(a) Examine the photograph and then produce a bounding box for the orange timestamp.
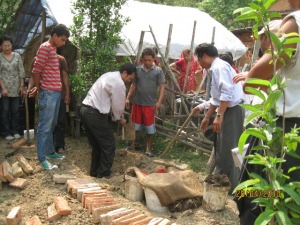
[235,189,283,198]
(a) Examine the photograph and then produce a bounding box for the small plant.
[233,0,300,224]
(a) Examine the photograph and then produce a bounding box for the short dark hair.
[224,51,233,60]
[141,48,155,59]
[119,63,136,75]
[0,35,13,45]
[51,24,70,38]
[219,53,234,66]
[194,43,218,58]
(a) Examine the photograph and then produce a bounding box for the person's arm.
[32,45,49,92]
[156,83,165,110]
[125,83,137,109]
[62,70,70,105]
[200,103,217,133]
[0,79,8,96]
[169,62,180,75]
[245,17,298,85]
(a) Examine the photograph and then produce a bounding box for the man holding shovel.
[193,43,245,190]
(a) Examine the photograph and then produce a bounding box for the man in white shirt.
[194,43,245,190]
[80,63,136,178]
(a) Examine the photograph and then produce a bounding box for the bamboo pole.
[165,24,173,59]
[135,31,145,65]
[160,111,194,157]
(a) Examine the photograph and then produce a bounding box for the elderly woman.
[0,35,25,140]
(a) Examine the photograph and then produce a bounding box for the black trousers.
[54,99,66,151]
[237,117,300,225]
[80,105,115,177]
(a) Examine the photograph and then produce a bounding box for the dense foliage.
[70,0,128,97]
[0,0,21,36]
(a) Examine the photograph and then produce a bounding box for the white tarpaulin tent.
[117,0,247,60]
[19,0,246,60]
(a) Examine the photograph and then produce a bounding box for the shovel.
[24,95,31,146]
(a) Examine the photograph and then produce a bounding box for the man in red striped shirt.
[32,24,70,170]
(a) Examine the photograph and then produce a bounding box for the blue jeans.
[36,90,61,161]
[1,97,20,137]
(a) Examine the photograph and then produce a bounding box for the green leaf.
[264,90,282,111]
[244,111,264,127]
[282,186,300,205]
[288,166,300,174]
[245,78,271,87]
[232,178,260,194]
[235,11,258,21]
[254,209,275,225]
[245,128,267,141]
[240,103,261,113]
[244,87,267,102]
[286,203,300,215]
[275,211,293,225]
[238,131,250,154]
[283,37,300,45]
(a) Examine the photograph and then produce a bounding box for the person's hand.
[212,117,223,133]
[2,88,9,97]
[18,86,25,95]
[28,87,38,98]
[200,117,210,133]
[125,99,130,109]
[233,72,248,84]
[65,94,71,105]
[155,102,161,110]
[119,118,126,126]
[192,106,201,115]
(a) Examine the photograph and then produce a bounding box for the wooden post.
[41,10,46,44]
[165,24,173,59]
[135,31,145,65]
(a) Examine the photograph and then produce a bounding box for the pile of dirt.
[0,136,239,225]
[204,174,231,187]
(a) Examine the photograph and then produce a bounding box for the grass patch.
[116,131,210,173]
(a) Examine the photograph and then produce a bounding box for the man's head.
[258,20,281,53]
[120,63,136,84]
[50,24,70,48]
[194,43,218,69]
[141,48,155,69]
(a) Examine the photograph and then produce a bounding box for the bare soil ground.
[0,135,239,225]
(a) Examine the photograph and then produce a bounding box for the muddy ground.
[0,134,239,225]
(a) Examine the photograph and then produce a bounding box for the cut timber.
[82,191,108,207]
[77,186,102,201]
[112,211,140,225]
[153,160,188,170]
[9,178,28,189]
[6,206,21,225]
[53,196,72,216]
[12,139,26,149]
[17,156,33,174]
[157,218,172,225]
[92,204,121,224]
[70,183,100,198]
[47,203,62,222]
[88,198,116,214]
[25,215,42,225]
[0,163,7,182]
[148,217,164,225]
[131,217,152,225]
[2,161,14,182]
[119,214,147,225]
[53,174,77,184]
[100,208,135,225]
[12,162,24,178]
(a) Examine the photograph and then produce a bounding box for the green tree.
[198,0,256,29]
[138,0,199,7]
[0,0,21,36]
[70,0,128,97]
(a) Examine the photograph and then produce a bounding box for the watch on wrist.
[216,113,223,119]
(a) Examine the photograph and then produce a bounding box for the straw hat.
[257,20,282,36]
